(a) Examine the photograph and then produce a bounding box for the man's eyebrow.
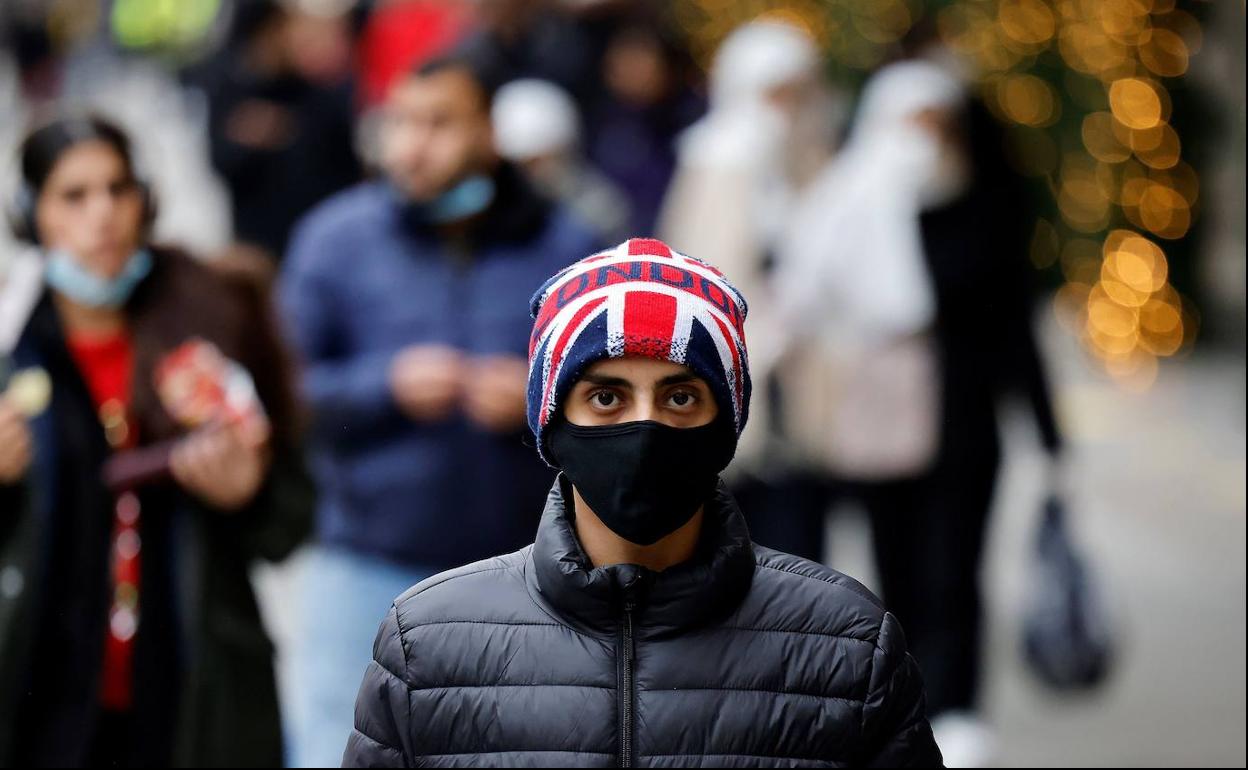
[578,371,703,388]
[579,373,632,388]
[657,372,701,387]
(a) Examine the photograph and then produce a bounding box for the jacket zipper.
[619,599,637,768]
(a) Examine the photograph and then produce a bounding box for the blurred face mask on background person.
[380,66,498,219]
[34,139,148,300]
[851,62,971,210]
[45,247,152,309]
[851,106,970,212]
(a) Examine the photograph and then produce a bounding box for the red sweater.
[66,330,140,712]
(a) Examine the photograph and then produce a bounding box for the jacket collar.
[526,475,756,639]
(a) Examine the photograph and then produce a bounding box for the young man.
[344,238,944,767]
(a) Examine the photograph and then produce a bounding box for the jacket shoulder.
[370,547,545,688]
[738,546,889,643]
[391,547,536,633]
[286,183,392,257]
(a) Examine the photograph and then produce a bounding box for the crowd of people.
[0,0,1064,767]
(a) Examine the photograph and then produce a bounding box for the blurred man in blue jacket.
[278,53,600,767]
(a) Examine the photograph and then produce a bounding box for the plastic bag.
[1021,494,1116,691]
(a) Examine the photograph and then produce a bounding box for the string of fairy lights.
[671,0,1204,390]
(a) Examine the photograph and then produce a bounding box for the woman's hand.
[0,399,33,485]
[170,421,270,512]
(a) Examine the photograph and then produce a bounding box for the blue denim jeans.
[285,546,433,768]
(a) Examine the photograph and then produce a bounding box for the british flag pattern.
[526,238,752,465]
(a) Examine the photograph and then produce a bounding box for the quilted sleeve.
[343,604,414,768]
[860,612,945,768]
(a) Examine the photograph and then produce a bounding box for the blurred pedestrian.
[342,238,944,768]
[278,52,599,768]
[356,0,475,109]
[584,13,704,235]
[0,115,313,767]
[190,0,362,260]
[492,77,631,243]
[458,0,597,102]
[776,59,1064,766]
[658,18,843,557]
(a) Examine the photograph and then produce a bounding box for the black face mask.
[547,417,737,546]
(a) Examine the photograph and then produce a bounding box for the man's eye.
[593,391,617,407]
[669,391,694,407]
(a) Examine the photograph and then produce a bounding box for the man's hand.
[170,421,270,512]
[462,355,529,433]
[0,399,33,485]
[389,345,464,423]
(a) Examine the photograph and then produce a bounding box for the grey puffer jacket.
[344,478,942,768]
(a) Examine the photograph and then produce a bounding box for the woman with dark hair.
[0,115,313,767]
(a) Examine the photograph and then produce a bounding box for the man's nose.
[629,394,659,424]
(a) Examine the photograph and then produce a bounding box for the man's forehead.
[579,357,703,385]
[391,68,488,111]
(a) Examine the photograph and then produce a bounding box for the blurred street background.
[826,320,1245,766]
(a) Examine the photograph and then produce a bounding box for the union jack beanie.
[527,238,751,466]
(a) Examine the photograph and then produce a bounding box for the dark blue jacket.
[280,168,600,569]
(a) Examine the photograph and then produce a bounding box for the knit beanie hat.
[527,237,751,466]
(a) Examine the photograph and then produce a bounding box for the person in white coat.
[657,20,845,559]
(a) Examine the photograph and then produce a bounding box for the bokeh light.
[672,0,1203,387]
[998,73,1060,126]
[1138,28,1190,77]
[1082,111,1132,162]
[1110,77,1163,129]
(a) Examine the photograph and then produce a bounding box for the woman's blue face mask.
[44,248,153,309]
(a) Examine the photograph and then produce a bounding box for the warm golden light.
[998,73,1060,126]
[1153,162,1200,205]
[1138,294,1185,356]
[998,0,1057,46]
[851,0,913,45]
[1097,0,1152,45]
[1100,278,1150,308]
[1082,111,1132,162]
[1138,182,1191,239]
[1060,22,1132,78]
[1140,297,1183,335]
[672,0,1204,389]
[1103,231,1169,294]
[1062,237,1104,284]
[1110,78,1163,129]
[1134,124,1182,169]
[1138,27,1190,77]
[1030,218,1061,268]
[1085,290,1140,344]
[1059,155,1113,231]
